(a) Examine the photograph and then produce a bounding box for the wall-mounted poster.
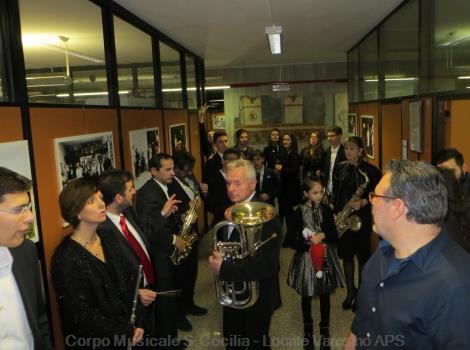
[348,113,357,135]
[212,114,226,130]
[0,140,39,242]
[409,101,422,153]
[129,127,160,190]
[361,115,374,159]
[54,131,115,191]
[169,123,188,155]
[240,96,262,126]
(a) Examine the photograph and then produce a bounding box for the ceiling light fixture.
[265,25,282,54]
[56,90,129,97]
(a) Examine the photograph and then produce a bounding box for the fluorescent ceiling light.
[26,75,66,80]
[437,34,470,47]
[458,76,470,79]
[56,90,129,97]
[162,85,230,92]
[265,25,282,54]
[365,77,417,82]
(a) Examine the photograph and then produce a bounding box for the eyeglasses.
[369,192,397,202]
[0,203,32,215]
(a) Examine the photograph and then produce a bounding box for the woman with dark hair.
[276,132,302,247]
[263,128,284,169]
[331,136,381,310]
[51,178,144,348]
[234,128,253,159]
[438,167,470,253]
[300,131,325,179]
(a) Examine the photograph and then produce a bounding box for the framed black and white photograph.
[0,140,39,242]
[129,127,160,190]
[54,131,115,191]
[169,123,188,155]
[348,113,357,135]
[361,115,374,159]
[409,101,422,153]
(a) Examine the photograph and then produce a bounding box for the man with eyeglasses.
[344,160,470,350]
[0,167,52,349]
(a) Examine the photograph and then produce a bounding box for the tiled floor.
[180,231,355,349]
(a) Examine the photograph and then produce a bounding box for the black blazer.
[9,240,53,350]
[97,213,151,327]
[219,196,283,314]
[204,153,223,182]
[322,144,346,188]
[256,167,281,206]
[206,170,232,224]
[136,178,177,290]
[279,149,302,206]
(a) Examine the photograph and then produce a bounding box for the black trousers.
[175,240,200,310]
[223,306,273,350]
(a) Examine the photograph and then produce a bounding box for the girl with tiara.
[287,175,345,350]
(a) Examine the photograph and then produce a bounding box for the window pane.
[0,21,7,101]
[114,16,155,107]
[427,0,470,93]
[185,55,197,109]
[381,0,419,98]
[348,48,360,103]
[20,0,108,105]
[359,32,378,101]
[160,42,183,108]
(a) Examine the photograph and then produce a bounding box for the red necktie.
[119,215,155,286]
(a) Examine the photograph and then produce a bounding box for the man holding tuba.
[209,159,282,349]
[331,137,381,311]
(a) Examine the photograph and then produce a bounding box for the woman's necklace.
[72,234,105,261]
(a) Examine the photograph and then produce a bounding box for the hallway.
[180,231,355,349]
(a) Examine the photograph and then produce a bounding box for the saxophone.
[170,186,200,265]
[335,167,369,238]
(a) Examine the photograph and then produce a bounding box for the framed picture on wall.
[348,113,357,135]
[168,123,188,155]
[212,114,226,130]
[361,115,374,159]
[54,131,115,191]
[409,100,422,153]
[129,127,160,190]
[0,140,39,242]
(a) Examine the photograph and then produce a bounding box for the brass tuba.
[335,167,370,237]
[211,202,277,309]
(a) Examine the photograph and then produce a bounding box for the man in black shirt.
[434,148,470,200]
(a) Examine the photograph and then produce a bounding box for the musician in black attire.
[234,129,253,159]
[204,130,229,182]
[263,128,284,169]
[323,126,346,198]
[206,148,242,225]
[331,137,381,310]
[300,131,325,179]
[276,133,302,247]
[51,178,145,348]
[168,150,208,323]
[209,159,282,349]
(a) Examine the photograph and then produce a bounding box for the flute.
[128,265,143,350]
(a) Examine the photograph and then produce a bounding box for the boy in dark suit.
[250,149,280,206]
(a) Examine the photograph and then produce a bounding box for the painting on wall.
[129,127,160,190]
[240,96,262,126]
[348,113,357,136]
[169,123,188,155]
[0,140,39,242]
[409,101,422,153]
[54,131,115,191]
[361,115,374,159]
[212,114,226,130]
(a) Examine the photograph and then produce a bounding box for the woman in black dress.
[234,128,253,159]
[300,131,325,179]
[51,178,145,348]
[276,132,302,247]
[331,136,381,310]
[263,128,284,169]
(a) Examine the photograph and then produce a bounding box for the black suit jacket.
[9,240,53,350]
[256,167,280,206]
[97,212,151,328]
[206,170,232,224]
[219,196,282,314]
[322,144,346,188]
[136,178,177,290]
[204,153,223,182]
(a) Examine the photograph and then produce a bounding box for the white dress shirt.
[0,247,34,349]
[327,145,340,194]
[153,178,169,199]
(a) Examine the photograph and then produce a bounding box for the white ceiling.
[114,0,404,68]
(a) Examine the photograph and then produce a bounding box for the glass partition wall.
[348,0,470,102]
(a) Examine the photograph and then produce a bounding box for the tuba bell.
[211,202,277,309]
